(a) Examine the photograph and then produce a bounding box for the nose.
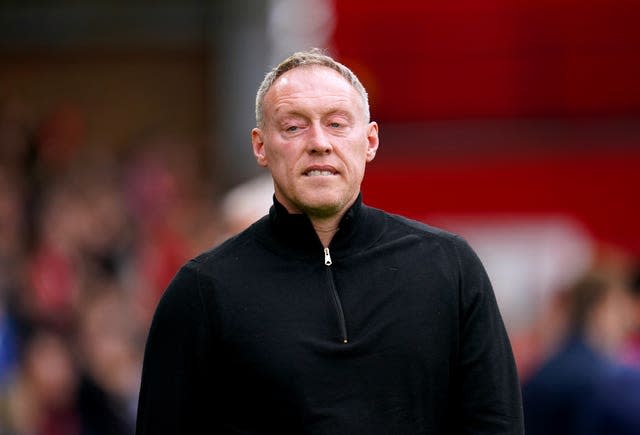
[307,123,333,155]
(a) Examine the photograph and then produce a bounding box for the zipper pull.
[324,247,332,266]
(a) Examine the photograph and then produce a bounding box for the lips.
[303,166,338,176]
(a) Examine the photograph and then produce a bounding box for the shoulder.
[366,207,494,299]
[191,215,268,266]
[364,205,488,289]
[156,219,270,317]
[366,204,472,254]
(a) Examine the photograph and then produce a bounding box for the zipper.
[324,247,332,266]
[324,247,348,344]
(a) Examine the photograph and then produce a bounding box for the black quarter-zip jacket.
[136,195,524,434]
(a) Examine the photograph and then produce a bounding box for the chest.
[214,250,459,385]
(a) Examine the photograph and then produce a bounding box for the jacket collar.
[261,193,382,261]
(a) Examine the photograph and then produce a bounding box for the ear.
[251,128,268,167]
[365,121,379,162]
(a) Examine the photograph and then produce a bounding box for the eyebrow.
[323,108,354,119]
[276,107,355,120]
[275,112,307,125]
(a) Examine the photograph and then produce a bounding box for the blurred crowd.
[1,97,640,434]
[0,99,232,435]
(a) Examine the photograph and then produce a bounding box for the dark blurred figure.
[621,263,640,365]
[3,328,82,435]
[522,265,640,435]
[76,282,141,435]
[0,166,25,388]
[581,262,640,434]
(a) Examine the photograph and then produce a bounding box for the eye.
[329,122,341,128]
[286,125,299,132]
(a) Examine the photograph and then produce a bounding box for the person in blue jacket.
[523,268,640,435]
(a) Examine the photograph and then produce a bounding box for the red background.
[331,0,640,256]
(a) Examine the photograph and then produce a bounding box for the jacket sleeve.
[135,260,215,435]
[452,236,525,434]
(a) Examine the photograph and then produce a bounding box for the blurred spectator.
[0,166,26,388]
[3,328,81,435]
[584,364,640,435]
[0,304,18,385]
[522,262,640,435]
[76,282,141,435]
[0,98,36,178]
[621,263,640,366]
[122,139,222,325]
[570,263,640,434]
[23,180,84,332]
[0,166,27,288]
[35,103,86,178]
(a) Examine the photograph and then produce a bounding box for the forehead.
[265,65,363,116]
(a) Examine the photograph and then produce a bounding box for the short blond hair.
[255,48,370,127]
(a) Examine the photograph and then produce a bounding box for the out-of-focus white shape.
[221,173,274,235]
[267,0,336,66]
[426,214,594,334]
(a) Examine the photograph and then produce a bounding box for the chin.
[303,205,342,219]
[299,195,352,219]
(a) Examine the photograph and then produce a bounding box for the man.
[136,49,524,434]
[523,268,640,435]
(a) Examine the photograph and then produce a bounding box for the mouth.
[303,166,338,177]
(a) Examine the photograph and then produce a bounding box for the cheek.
[266,148,298,181]
[270,150,296,172]
[266,137,298,163]
[346,146,370,172]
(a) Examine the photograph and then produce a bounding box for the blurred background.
[0,0,639,433]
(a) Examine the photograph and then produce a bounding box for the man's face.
[252,66,379,219]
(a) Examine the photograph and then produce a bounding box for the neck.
[310,215,341,247]
[273,192,361,247]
